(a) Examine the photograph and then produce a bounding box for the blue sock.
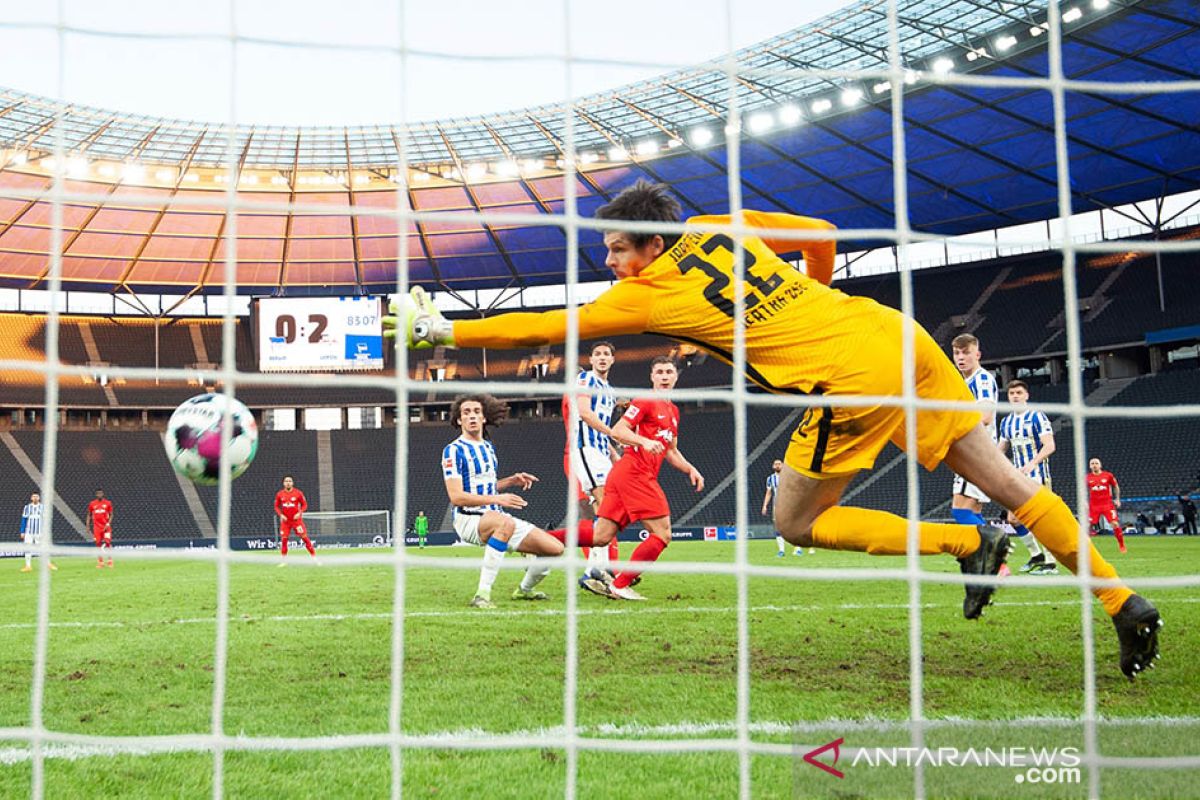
[1014,524,1031,537]
[951,508,985,526]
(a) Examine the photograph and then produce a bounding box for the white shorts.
[453,512,536,551]
[952,473,990,504]
[569,446,612,495]
[22,532,40,546]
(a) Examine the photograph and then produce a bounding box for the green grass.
[1,537,1197,798]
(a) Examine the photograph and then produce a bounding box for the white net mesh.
[1,0,1198,798]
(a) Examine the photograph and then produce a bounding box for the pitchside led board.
[255,296,385,372]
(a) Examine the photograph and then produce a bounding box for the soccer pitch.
[2,538,1197,799]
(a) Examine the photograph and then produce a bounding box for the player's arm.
[609,416,664,454]
[574,395,616,439]
[691,211,837,286]
[274,493,285,520]
[665,446,704,492]
[1112,474,1121,508]
[442,476,527,510]
[497,473,539,491]
[1023,432,1056,474]
[297,492,308,516]
[20,508,27,535]
[761,484,773,516]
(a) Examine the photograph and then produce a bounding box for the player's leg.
[610,517,671,599]
[471,512,518,607]
[295,522,316,557]
[104,526,113,566]
[774,532,787,556]
[1107,508,1127,552]
[510,524,562,600]
[94,527,105,567]
[951,473,987,527]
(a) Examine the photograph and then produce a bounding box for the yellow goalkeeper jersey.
[454,211,889,394]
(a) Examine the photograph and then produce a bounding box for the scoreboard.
[255,296,385,372]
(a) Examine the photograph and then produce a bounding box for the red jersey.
[87,499,113,527]
[1087,471,1118,507]
[275,489,307,520]
[617,396,679,476]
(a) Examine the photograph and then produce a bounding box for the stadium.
[1,0,1198,797]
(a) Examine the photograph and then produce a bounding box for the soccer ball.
[164,393,259,485]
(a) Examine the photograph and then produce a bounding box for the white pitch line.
[1,716,1198,765]
[0,596,1198,632]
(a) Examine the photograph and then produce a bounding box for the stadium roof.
[0,0,1197,296]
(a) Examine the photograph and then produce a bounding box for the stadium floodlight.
[811,98,833,114]
[607,146,628,161]
[666,138,683,149]
[413,170,431,183]
[241,174,259,185]
[748,112,774,133]
[520,159,541,175]
[932,57,954,74]
[905,69,919,84]
[271,175,288,186]
[635,140,660,156]
[840,87,864,107]
[155,168,174,182]
[1092,0,1110,8]
[10,150,27,165]
[97,163,116,177]
[353,173,369,185]
[579,151,600,163]
[183,172,199,183]
[120,161,144,182]
[67,156,90,178]
[689,127,713,147]
[1030,24,1045,36]
[778,104,802,125]
[996,34,1018,51]
[495,160,520,177]
[872,81,890,95]
[465,163,488,181]
[1062,7,1083,22]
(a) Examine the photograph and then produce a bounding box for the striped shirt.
[998,408,1053,483]
[21,503,44,536]
[765,473,779,510]
[442,435,500,518]
[562,370,616,456]
[964,367,999,442]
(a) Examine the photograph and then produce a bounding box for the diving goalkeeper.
[385,180,1161,680]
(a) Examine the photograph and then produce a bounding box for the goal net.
[2,0,1198,797]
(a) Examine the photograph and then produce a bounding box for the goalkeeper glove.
[382,287,455,349]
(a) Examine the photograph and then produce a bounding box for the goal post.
[283,510,392,546]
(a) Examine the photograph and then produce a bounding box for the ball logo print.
[163,393,259,485]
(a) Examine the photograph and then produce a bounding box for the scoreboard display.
[255,296,385,372]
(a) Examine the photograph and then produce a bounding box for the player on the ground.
[85,489,113,569]
[443,394,600,608]
[949,334,997,528]
[997,381,1060,575]
[20,492,56,572]
[388,180,1161,678]
[275,476,317,565]
[1087,458,1127,553]
[762,459,800,557]
[576,357,704,601]
[563,341,622,589]
[414,510,429,549]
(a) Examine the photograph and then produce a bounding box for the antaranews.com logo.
[799,738,1082,787]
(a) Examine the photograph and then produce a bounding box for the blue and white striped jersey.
[765,473,780,509]
[442,436,500,517]
[998,409,1053,483]
[565,370,616,455]
[964,367,999,442]
[21,503,43,536]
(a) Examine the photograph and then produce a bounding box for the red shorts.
[280,519,307,537]
[93,525,111,545]
[598,470,669,528]
[1089,504,1119,527]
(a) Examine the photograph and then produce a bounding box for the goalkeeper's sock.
[1015,525,1046,560]
[951,507,986,526]
[519,560,552,592]
[775,535,787,553]
[547,519,595,547]
[299,533,316,556]
[1013,486,1132,617]
[477,537,507,597]
[810,506,979,558]
[612,536,666,590]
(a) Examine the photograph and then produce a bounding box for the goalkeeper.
[414,510,429,549]
[385,180,1161,680]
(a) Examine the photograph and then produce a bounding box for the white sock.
[25,552,32,568]
[1020,533,1043,558]
[586,546,609,574]
[775,535,786,552]
[477,540,506,597]
[520,560,552,591]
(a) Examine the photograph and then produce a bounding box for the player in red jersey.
[1087,458,1127,553]
[275,475,317,565]
[86,489,114,568]
[584,356,704,600]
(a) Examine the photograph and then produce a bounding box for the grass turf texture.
[1,536,1197,798]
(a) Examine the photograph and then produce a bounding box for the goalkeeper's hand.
[382,287,455,349]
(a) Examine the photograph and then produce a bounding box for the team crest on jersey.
[655,429,676,444]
